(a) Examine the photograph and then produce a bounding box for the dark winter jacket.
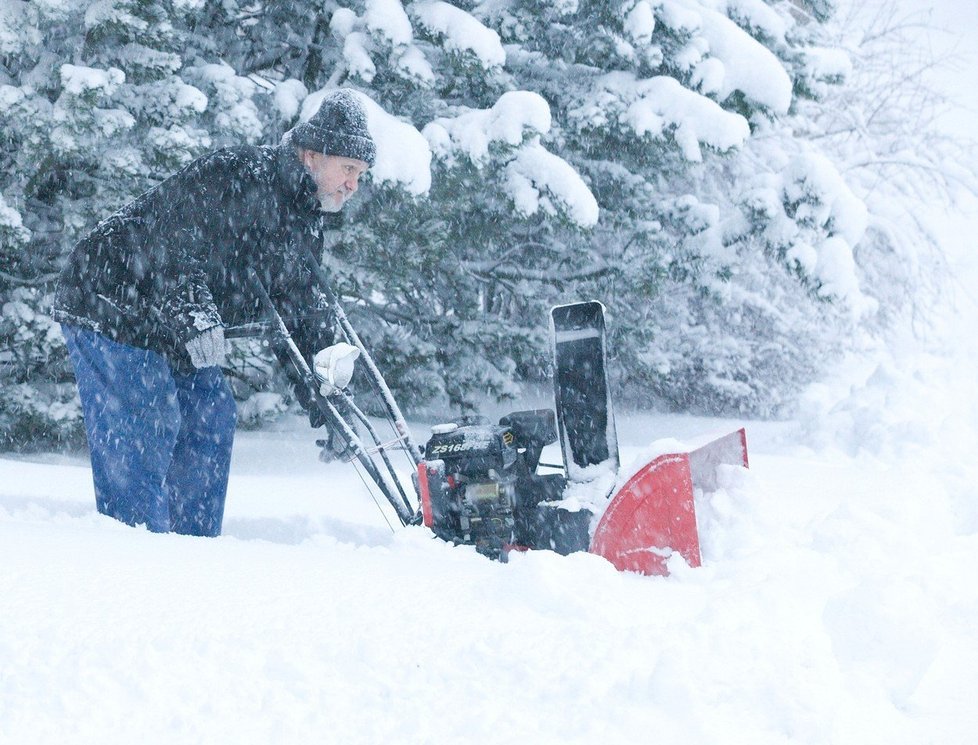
[51,145,336,371]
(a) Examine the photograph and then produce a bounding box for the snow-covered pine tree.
[0,0,219,446]
[1,0,932,446]
[241,0,872,416]
[454,0,871,414]
[238,0,862,415]
[3,0,608,433]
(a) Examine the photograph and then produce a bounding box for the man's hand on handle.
[314,342,360,396]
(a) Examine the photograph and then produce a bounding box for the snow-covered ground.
[3,389,977,744]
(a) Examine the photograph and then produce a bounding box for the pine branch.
[0,270,61,286]
[461,261,615,282]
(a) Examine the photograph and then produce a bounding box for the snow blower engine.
[417,410,592,560]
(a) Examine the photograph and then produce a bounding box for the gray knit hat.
[289,89,376,167]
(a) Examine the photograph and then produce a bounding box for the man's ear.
[298,148,314,169]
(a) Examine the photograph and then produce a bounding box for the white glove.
[313,342,360,395]
[186,326,226,369]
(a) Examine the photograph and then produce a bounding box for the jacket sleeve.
[158,232,224,344]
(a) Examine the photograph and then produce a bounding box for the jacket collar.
[275,145,324,219]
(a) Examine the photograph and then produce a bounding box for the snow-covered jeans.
[61,325,236,536]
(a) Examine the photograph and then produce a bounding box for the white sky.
[914,0,978,139]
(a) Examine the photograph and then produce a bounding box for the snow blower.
[238,250,748,576]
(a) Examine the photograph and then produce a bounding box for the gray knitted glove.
[186,326,226,369]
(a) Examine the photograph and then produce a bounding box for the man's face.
[299,150,370,212]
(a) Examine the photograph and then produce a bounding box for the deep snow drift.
[2,398,977,744]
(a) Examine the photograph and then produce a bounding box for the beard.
[317,189,349,213]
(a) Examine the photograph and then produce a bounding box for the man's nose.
[346,175,360,193]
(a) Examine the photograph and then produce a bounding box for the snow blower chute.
[240,251,748,576]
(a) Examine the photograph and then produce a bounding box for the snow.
[394,45,435,85]
[660,0,793,114]
[658,0,702,34]
[59,64,124,97]
[813,235,865,312]
[6,197,978,745]
[4,394,978,743]
[691,4,792,113]
[0,191,29,241]
[570,71,751,161]
[342,32,377,82]
[330,1,435,86]
[185,63,264,143]
[726,0,788,44]
[424,91,552,166]
[0,0,36,55]
[691,56,725,96]
[5,0,978,740]
[801,46,853,83]
[271,79,307,122]
[83,0,148,33]
[0,84,24,109]
[785,152,868,247]
[8,192,977,745]
[411,0,506,69]
[775,150,874,314]
[329,7,358,38]
[363,0,414,48]
[173,82,208,114]
[503,141,599,228]
[623,0,656,45]
[422,92,596,226]
[546,0,579,16]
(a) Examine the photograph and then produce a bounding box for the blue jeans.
[62,325,236,536]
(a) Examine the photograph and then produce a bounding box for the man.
[51,88,372,537]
